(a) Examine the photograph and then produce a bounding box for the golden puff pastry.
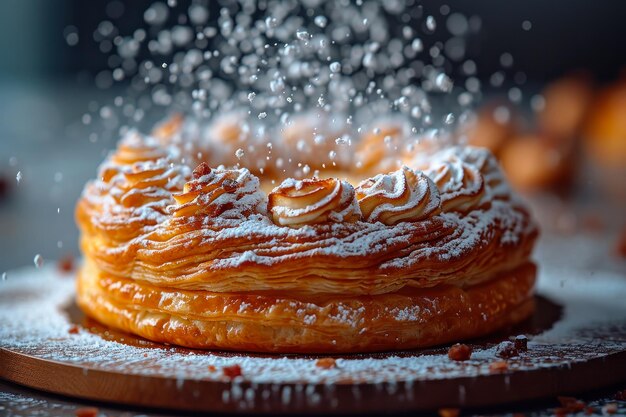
[76,127,538,353]
[77,259,535,353]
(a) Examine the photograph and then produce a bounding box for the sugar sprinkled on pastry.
[268,177,360,226]
[75,1,538,353]
[355,166,441,225]
[76,133,538,352]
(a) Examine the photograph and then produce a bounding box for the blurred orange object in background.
[461,71,626,198]
[584,78,626,168]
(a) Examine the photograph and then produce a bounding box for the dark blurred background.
[2,0,626,83]
[1,0,625,272]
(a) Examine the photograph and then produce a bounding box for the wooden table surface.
[1,378,624,417]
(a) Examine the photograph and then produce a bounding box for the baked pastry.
[538,72,593,140]
[460,102,519,157]
[454,73,595,193]
[499,135,572,192]
[76,126,538,353]
[500,74,592,192]
[281,111,350,173]
[583,78,626,169]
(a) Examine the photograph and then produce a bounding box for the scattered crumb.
[58,254,75,273]
[193,162,212,178]
[68,325,80,335]
[448,343,472,361]
[554,408,567,416]
[208,365,216,372]
[496,341,519,358]
[555,396,586,416]
[223,364,242,379]
[75,407,99,417]
[513,335,528,351]
[488,361,508,373]
[315,357,337,369]
[438,407,460,417]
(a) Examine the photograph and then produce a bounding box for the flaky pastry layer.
[77,204,535,295]
[76,129,538,352]
[77,260,536,353]
[76,135,537,295]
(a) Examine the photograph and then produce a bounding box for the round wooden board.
[1,264,625,414]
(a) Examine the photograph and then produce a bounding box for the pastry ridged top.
[76,130,537,295]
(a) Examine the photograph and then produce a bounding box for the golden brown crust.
[77,206,536,295]
[76,131,538,353]
[77,138,536,295]
[77,260,536,353]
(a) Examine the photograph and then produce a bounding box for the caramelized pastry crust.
[76,128,538,353]
[77,259,536,353]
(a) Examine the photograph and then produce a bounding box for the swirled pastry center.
[427,156,487,213]
[268,178,361,226]
[171,164,266,219]
[355,166,441,225]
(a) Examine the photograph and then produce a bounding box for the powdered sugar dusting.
[170,166,267,219]
[1,262,624,391]
[355,166,441,224]
[268,178,361,227]
[79,137,535,296]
